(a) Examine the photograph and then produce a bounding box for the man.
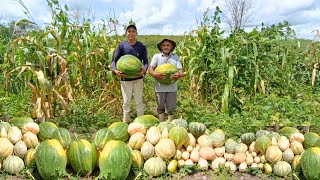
[111,25,149,123]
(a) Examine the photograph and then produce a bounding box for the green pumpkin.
[188,122,206,137]
[225,138,238,154]
[67,139,98,176]
[143,157,166,177]
[3,155,25,174]
[99,140,132,180]
[168,126,189,149]
[52,127,71,149]
[154,63,179,85]
[254,136,271,155]
[107,122,129,142]
[0,121,11,131]
[35,139,67,179]
[240,132,256,146]
[266,132,281,141]
[157,121,175,132]
[255,129,269,138]
[300,147,320,180]
[133,115,160,129]
[278,127,299,139]
[210,131,225,148]
[116,54,143,78]
[273,161,292,177]
[171,117,188,129]
[38,122,59,141]
[94,128,115,150]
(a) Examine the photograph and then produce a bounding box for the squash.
[278,127,299,139]
[303,132,320,148]
[167,159,178,173]
[225,138,238,153]
[131,150,144,169]
[171,117,188,129]
[255,130,269,138]
[240,133,256,146]
[0,137,14,157]
[184,133,196,148]
[282,148,294,162]
[23,132,39,148]
[127,122,146,135]
[233,152,246,164]
[290,132,304,143]
[140,141,155,159]
[265,146,282,163]
[22,122,40,134]
[290,141,304,155]
[38,122,58,141]
[128,132,145,150]
[13,140,27,157]
[277,136,290,151]
[146,126,161,145]
[3,155,25,174]
[24,148,36,167]
[188,122,206,137]
[199,147,216,160]
[9,117,34,129]
[190,148,200,162]
[273,161,292,177]
[210,131,225,147]
[93,128,114,151]
[144,157,166,177]
[157,121,175,132]
[198,158,209,170]
[133,115,160,129]
[197,135,214,148]
[155,138,176,159]
[7,126,22,144]
[168,126,189,149]
[255,136,271,155]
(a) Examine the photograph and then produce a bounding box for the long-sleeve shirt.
[111,41,148,81]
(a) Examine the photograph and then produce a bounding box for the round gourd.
[303,132,320,148]
[0,137,14,157]
[273,161,292,177]
[266,132,281,141]
[3,155,25,174]
[290,141,304,155]
[133,115,160,129]
[155,138,176,159]
[154,63,179,85]
[131,150,144,169]
[197,135,214,148]
[188,122,206,137]
[168,126,189,149]
[107,122,129,142]
[240,133,256,146]
[38,122,58,141]
[93,128,114,150]
[67,139,98,176]
[23,132,39,148]
[255,130,269,138]
[225,138,238,153]
[282,148,294,162]
[300,147,320,180]
[52,127,71,149]
[35,139,67,179]
[116,54,143,79]
[143,157,166,177]
[7,126,22,144]
[99,140,132,180]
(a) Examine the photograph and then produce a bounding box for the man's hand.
[155,72,166,80]
[114,70,126,78]
[137,68,146,77]
[170,72,182,80]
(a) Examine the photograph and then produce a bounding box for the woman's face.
[126,27,137,41]
[161,41,173,54]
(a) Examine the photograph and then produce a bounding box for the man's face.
[126,27,137,40]
[161,41,173,53]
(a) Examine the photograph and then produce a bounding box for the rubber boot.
[158,113,165,122]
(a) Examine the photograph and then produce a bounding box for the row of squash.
[0,116,320,180]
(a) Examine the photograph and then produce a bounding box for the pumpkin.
[146,126,161,145]
[144,157,166,177]
[255,136,271,154]
[157,121,175,132]
[168,126,189,149]
[300,147,320,180]
[116,54,143,78]
[197,135,214,148]
[190,148,200,162]
[292,155,301,172]
[0,121,11,131]
[167,159,178,173]
[263,163,273,174]
[107,122,129,142]
[235,143,248,153]
[209,131,225,147]
[225,138,238,153]
[290,141,304,155]
[278,126,299,139]
[233,153,246,164]
[282,148,294,162]
[154,63,179,85]
[93,128,114,151]
[155,138,176,159]
[23,131,39,148]
[3,155,25,174]
[266,132,281,141]
[265,146,282,163]
[255,130,269,138]
[22,122,40,134]
[35,139,67,179]
[67,139,98,176]
[277,136,290,151]
[0,137,14,157]
[13,140,27,157]
[24,148,36,167]
[38,122,58,141]
[7,126,22,144]
[303,132,320,148]
[128,132,145,150]
[99,140,132,180]
[240,132,256,146]
[52,127,71,149]
[131,150,144,169]
[140,141,155,159]
[171,117,188,129]
[199,147,216,160]
[188,122,206,137]
[127,122,146,135]
[273,161,292,177]
[9,117,34,129]
[289,132,304,143]
[0,127,7,138]
[198,158,209,170]
[133,115,160,129]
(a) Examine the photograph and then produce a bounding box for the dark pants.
[155,92,177,115]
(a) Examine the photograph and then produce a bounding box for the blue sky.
[1,0,320,39]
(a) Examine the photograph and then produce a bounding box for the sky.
[1,0,320,39]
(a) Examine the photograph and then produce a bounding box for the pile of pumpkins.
[0,115,320,180]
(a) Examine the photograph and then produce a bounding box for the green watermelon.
[52,128,71,149]
[38,122,59,141]
[154,63,179,85]
[9,117,34,129]
[108,122,129,142]
[300,147,320,180]
[133,115,160,129]
[116,55,143,78]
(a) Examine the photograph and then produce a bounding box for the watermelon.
[107,122,129,142]
[304,132,320,148]
[38,122,59,141]
[35,139,67,179]
[67,139,98,176]
[133,115,160,129]
[300,147,320,180]
[9,117,33,129]
[188,122,206,137]
[116,55,143,78]
[52,128,71,149]
[154,63,179,85]
[99,140,132,180]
